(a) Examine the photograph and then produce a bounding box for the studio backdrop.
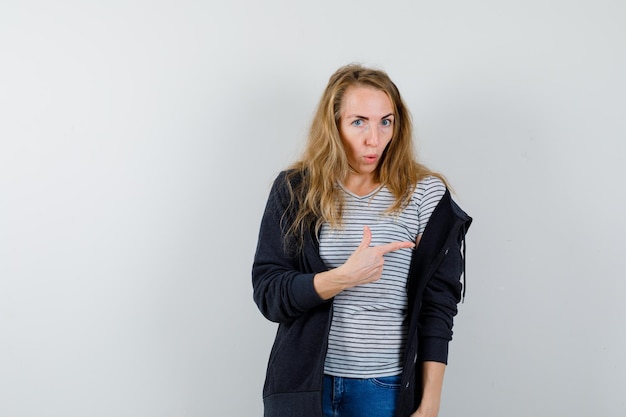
[1,1,625,416]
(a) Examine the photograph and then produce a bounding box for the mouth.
[364,154,378,164]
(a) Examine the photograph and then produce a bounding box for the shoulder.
[415,175,446,193]
[425,187,472,235]
[274,169,308,188]
[412,176,446,208]
[269,169,305,200]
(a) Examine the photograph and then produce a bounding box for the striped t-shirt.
[320,176,445,378]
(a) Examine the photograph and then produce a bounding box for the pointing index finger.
[378,241,416,254]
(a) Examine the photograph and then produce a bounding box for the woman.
[252,64,472,417]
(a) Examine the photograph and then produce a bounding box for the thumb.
[357,225,372,250]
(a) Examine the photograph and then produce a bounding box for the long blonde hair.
[285,64,447,243]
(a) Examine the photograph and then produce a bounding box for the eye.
[351,119,364,127]
[381,118,393,127]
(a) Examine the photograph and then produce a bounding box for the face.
[338,85,394,180]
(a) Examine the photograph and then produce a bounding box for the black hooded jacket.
[252,171,472,417]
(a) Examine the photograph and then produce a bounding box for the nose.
[364,124,380,146]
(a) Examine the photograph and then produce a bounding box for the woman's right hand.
[313,225,415,300]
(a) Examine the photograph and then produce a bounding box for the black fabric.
[252,171,472,417]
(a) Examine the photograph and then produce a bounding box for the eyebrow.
[348,113,395,120]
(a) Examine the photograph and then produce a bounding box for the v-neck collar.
[338,182,384,199]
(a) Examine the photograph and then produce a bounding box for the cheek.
[343,140,358,158]
[339,131,358,151]
[382,135,393,149]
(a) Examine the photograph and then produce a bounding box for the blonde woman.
[253,64,472,417]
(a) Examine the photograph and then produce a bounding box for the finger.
[378,240,416,254]
[357,225,372,250]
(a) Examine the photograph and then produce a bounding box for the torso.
[320,176,446,378]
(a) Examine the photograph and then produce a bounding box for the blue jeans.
[322,374,401,417]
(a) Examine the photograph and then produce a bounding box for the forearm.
[412,361,446,417]
[422,360,445,401]
[313,226,416,300]
[313,269,347,300]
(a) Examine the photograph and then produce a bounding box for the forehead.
[340,85,393,115]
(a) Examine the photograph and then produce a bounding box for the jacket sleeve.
[417,224,465,364]
[252,172,327,323]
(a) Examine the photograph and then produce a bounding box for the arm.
[408,185,471,416]
[417,234,463,362]
[314,225,415,300]
[411,361,446,417]
[413,224,465,415]
[411,233,446,417]
[253,174,416,321]
[252,174,326,323]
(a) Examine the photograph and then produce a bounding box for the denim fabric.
[322,374,401,417]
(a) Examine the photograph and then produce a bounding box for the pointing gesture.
[313,226,415,300]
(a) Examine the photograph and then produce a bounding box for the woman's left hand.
[411,404,439,417]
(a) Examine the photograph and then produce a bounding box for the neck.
[342,172,380,197]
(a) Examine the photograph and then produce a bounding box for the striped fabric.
[320,176,445,378]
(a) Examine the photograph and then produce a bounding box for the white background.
[1,1,625,416]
